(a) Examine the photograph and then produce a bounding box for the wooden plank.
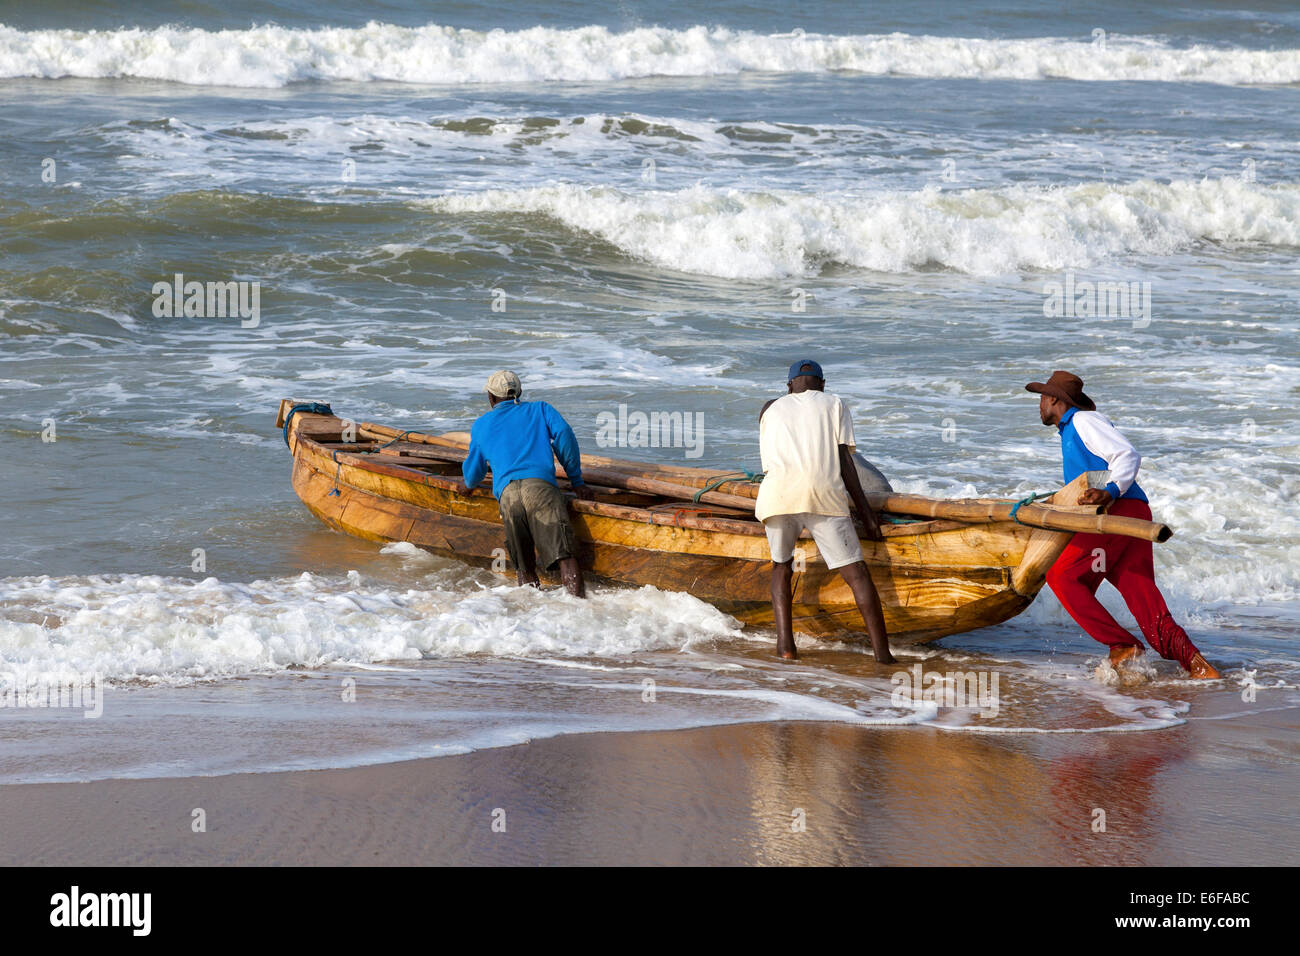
[1011,473,1088,596]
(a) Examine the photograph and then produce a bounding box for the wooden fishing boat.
[276,399,1173,645]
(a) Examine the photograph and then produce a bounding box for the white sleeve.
[836,399,856,450]
[1071,412,1142,496]
[758,409,772,472]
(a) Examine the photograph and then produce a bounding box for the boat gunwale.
[295,431,996,542]
[293,449,1021,590]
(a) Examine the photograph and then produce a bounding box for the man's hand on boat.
[1078,487,1115,508]
[839,444,884,541]
[855,506,885,542]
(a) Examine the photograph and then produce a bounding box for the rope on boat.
[327,451,345,497]
[691,470,763,503]
[371,430,414,453]
[281,402,333,447]
[1009,490,1054,524]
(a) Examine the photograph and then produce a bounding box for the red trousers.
[1045,498,1200,669]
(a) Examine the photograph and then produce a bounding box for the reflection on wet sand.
[1,713,1295,865]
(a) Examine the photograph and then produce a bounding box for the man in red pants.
[1026,371,1219,679]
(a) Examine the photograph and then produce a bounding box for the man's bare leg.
[771,560,797,659]
[837,561,895,664]
[558,556,586,598]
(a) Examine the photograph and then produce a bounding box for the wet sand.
[4,703,1296,866]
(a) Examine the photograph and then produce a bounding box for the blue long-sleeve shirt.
[462,399,585,499]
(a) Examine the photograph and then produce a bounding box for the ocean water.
[0,0,1297,783]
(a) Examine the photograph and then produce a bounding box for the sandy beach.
[4,706,1295,867]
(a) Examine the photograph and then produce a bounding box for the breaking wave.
[0,569,746,685]
[422,177,1300,279]
[2,22,1298,87]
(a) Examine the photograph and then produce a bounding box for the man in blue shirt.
[459,370,594,597]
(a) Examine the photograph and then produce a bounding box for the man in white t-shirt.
[757,360,894,663]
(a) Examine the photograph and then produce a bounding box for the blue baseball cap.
[787,358,824,381]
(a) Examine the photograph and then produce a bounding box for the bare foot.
[1187,653,1220,680]
[777,645,799,661]
[1109,644,1144,667]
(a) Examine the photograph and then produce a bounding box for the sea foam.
[1,23,1298,87]
[0,572,746,685]
[422,178,1300,279]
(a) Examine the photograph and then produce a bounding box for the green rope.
[327,450,345,497]
[883,514,922,524]
[692,470,763,503]
[1009,491,1054,524]
[370,430,414,453]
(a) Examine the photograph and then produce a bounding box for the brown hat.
[1025,370,1096,411]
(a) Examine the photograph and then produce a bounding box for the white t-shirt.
[755,390,857,522]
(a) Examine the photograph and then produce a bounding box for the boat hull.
[280,403,1077,644]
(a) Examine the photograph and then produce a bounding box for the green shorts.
[498,478,577,573]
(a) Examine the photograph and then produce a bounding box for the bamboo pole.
[355,423,1171,542]
[579,472,1171,542]
[358,423,466,450]
[579,467,758,510]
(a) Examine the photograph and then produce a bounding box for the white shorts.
[763,513,864,570]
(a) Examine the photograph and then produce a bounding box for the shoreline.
[5,710,1296,866]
